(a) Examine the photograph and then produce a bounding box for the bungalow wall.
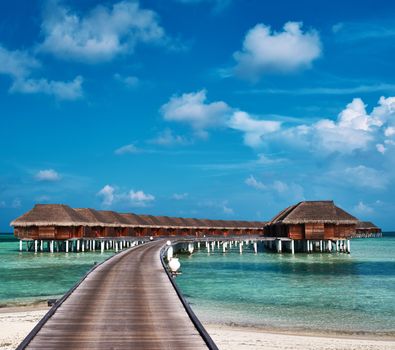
[14,226,39,240]
[305,223,325,240]
[334,224,355,238]
[288,224,304,240]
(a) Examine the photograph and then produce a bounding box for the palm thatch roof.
[74,208,112,226]
[11,203,266,229]
[269,201,358,225]
[356,221,380,229]
[11,204,88,227]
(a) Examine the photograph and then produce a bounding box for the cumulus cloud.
[160,90,231,137]
[97,185,115,205]
[233,21,321,81]
[114,144,139,155]
[0,45,39,79]
[10,76,83,100]
[0,44,83,100]
[276,96,395,155]
[245,175,266,190]
[353,201,374,215]
[160,90,280,144]
[343,166,388,189]
[150,129,189,146]
[129,190,154,202]
[39,0,165,63]
[35,169,61,182]
[97,184,155,207]
[228,111,281,147]
[114,73,139,87]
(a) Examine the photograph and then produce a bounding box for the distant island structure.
[10,201,381,254]
[355,221,382,238]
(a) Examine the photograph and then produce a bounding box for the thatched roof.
[356,221,380,229]
[75,208,111,226]
[11,204,88,227]
[11,203,266,229]
[269,201,358,225]
[98,211,131,227]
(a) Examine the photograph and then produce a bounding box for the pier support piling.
[253,241,258,254]
[19,240,22,252]
[291,240,295,254]
[65,240,69,253]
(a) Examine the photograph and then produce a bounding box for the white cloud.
[376,143,386,154]
[172,193,188,200]
[233,21,321,80]
[160,90,280,145]
[353,201,374,215]
[97,184,155,207]
[245,175,266,190]
[228,111,281,147]
[35,169,61,182]
[114,73,139,87]
[10,76,83,100]
[0,45,39,79]
[244,83,395,96]
[0,44,83,100]
[114,144,139,155]
[276,96,395,155]
[97,185,115,206]
[150,129,189,146]
[39,0,165,63]
[272,180,288,193]
[160,89,231,136]
[343,166,388,190]
[222,203,234,214]
[129,190,154,203]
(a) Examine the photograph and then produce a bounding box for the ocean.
[176,234,395,336]
[0,233,394,336]
[0,234,113,307]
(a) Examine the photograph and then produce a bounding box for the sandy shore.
[205,324,395,350]
[1,304,394,350]
[0,304,48,350]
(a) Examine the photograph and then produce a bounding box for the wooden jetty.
[18,240,216,350]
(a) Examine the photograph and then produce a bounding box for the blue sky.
[1,0,395,231]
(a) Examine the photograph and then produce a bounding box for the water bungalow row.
[11,201,381,254]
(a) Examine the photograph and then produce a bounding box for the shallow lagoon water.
[1,233,394,335]
[176,234,395,335]
[0,234,114,306]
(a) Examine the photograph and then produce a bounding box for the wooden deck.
[20,241,211,349]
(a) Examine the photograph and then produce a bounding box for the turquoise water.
[176,235,395,335]
[0,234,114,306]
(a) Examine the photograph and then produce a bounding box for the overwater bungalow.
[265,200,358,253]
[11,203,266,252]
[355,221,382,237]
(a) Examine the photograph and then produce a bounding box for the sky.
[1,0,395,231]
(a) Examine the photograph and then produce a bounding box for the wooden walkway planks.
[22,241,210,349]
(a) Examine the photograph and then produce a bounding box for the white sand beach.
[0,305,47,350]
[205,324,395,350]
[1,305,394,350]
